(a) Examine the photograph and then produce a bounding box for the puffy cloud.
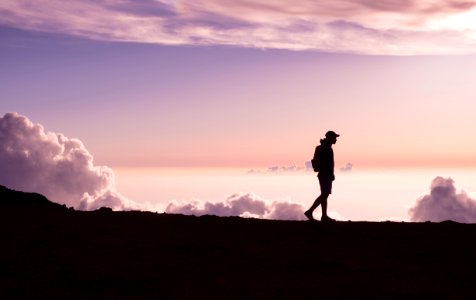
[0,112,138,210]
[409,177,476,223]
[165,192,307,221]
[266,201,308,221]
[1,0,476,54]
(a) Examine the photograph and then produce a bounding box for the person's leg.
[308,195,322,212]
[308,193,329,212]
[305,176,332,220]
[319,178,335,222]
[320,190,336,222]
[305,193,328,220]
[319,193,330,217]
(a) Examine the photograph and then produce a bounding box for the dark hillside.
[0,185,66,211]
[1,185,476,299]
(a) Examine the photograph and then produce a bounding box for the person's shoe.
[304,210,315,221]
[321,215,337,223]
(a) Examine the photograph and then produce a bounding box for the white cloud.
[166,192,307,220]
[1,0,476,55]
[409,176,476,223]
[0,112,139,210]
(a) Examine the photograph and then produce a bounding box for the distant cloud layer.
[248,162,353,174]
[0,113,138,210]
[409,177,476,223]
[340,163,353,172]
[166,192,307,220]
[1,0,476,55]
[248,164,304,174]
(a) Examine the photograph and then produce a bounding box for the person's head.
[325,131,339,144]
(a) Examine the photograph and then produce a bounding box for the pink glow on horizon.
[113,167,476,221]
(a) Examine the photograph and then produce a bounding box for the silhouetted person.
[305,131,339,222]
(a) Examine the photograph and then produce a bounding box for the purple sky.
[2,1,476,168]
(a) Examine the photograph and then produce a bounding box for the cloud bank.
[409,177,476,223]
[1,0,476,55]
[166,192,307,221]
[0,112,138,210]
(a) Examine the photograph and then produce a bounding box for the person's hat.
[325,131,340,138]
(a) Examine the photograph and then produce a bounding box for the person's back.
[315,139,334,179]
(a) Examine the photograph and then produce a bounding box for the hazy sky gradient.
[2,1,476,169]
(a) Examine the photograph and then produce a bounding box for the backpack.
[311,146,321,172]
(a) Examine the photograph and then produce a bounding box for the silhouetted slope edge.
[0,184,67,211]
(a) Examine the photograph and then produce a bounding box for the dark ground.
[1,185,476,299]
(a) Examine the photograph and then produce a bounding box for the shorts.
[318,175,333,195]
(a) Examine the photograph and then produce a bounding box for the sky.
[2,0,476,169]
[2,1,476,221]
